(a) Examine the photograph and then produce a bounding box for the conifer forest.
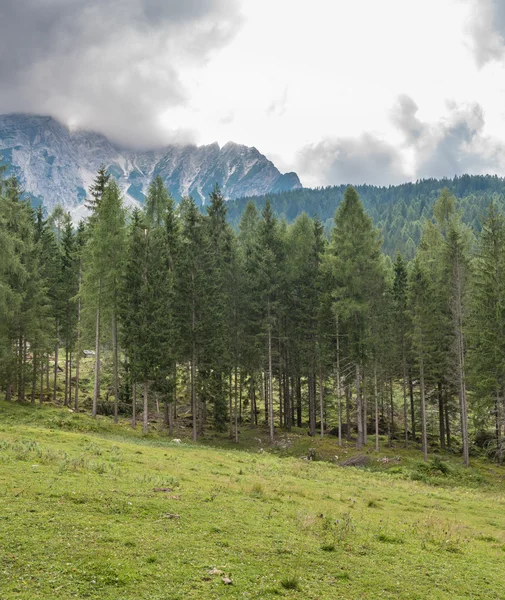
[2,166,505,468]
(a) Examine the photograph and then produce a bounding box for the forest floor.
[1,400,505,599]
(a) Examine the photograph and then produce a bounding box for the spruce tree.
[329,186,384,449]
[469,203,505,455]
[82,180,126,417]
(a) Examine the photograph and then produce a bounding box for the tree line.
[1,166,505,466]
[229,174,505,260]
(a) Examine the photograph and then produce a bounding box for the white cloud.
[4,0,505,184]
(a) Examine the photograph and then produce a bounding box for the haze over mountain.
[0,114,301,218]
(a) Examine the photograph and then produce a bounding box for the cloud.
[297,134,408,187]
[0,0,242,148]
[414,102,495,178]
[392,95,505,178]
[465,0,505,67]
[391,95,423,143]
[267,87,289,118]
[298,95,505,186]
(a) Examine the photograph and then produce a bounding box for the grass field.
[1,400,505,599]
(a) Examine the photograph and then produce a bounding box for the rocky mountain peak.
[0,114,302,218]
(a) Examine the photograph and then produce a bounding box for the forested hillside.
[228,175,505,258]
[2,167,505,469]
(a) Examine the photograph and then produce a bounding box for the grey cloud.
[466,0,505,67]
[0,0,242,148]
[391,94,423,142]
[297,134,408,187]
[414,103,493,178]
[298,96,505,186]
[391,94,505,179]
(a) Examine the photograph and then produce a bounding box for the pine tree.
[86,165,111,212]
[59,214,79,406]
[82,180,126,417]
[120,209,159,433]
[205,184,234,431]
[444,219,472,466]
[329,186,384,449]
[254,200,284,442]
[174,197,213,440]
[145,175,171,228]
[469,203,505,457]
[393,253,410,447]
[409,257,432,461]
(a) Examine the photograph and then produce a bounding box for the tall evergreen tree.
[82,179,126,417]
[329,186,384,449]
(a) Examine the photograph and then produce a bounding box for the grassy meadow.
[1,400,505,599]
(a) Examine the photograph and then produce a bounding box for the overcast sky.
[1,0,505,187]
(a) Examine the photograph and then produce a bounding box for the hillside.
[1,401,504,600]
[0,114,301,218]
[229,175,505,257]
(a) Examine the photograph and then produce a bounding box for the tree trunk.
[53,330,59,403]
[164,401,169,427]
[387,379,392,448]
[229,372,233,437]
[268,323,274,443]
[374,363,379,452]
[308,372,316,437]
[419,351,428,462]
[250,375,255,427]
[409,374,416,441]
[92,285,101,418]
[389,378,394,448]
[31,351,37,404]
[445,389,451,448]
[234,363,239,443]
[143,380,149,434]
[18,337,26,402]
[132,381,137,429]
[278,336,283,428]
[438,382,446,450]
[346,385,351,442]
[75,266,82,410]
[46,355,49,393]
[296,376,302,427]
[356,364,363,449]
[239,371,243,425]
[39,354,44,403]
[453,251,470,466]
[402,357,408,448]
[496,388,502,448]
[336,315,342,446]
[64,343,69,406]
[319,369,324,438]
[390,377,395,435]
[112,306,119,424]
[363,370,367,445]
[192,349,197,442]
[261,371,268,425]
[284,370,291,431]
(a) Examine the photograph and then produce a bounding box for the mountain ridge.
[0,114,301,218]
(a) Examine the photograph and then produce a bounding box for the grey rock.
[0,114,301,218]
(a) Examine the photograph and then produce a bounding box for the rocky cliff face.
[0,114,301,217]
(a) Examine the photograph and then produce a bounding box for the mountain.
[0,114,301,218]
[227,175,505,258]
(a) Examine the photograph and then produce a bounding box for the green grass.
[1,400,505,599]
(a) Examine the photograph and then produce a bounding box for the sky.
[1,0,505,187]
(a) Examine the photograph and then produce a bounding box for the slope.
[228,175,505,257]
[1,401,504,600]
